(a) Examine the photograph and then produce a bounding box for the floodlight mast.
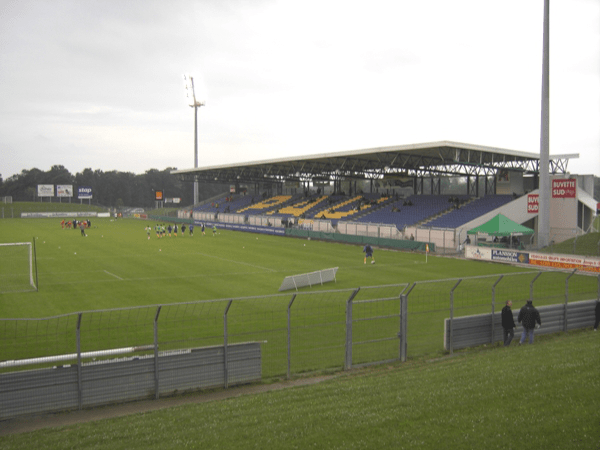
[538,0,550,249]
[183,75,205,206]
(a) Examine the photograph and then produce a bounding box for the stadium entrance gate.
[345,284,409,369]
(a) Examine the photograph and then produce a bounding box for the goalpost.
[0,241,38,293]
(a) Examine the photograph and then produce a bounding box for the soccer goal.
[0,242,38,293]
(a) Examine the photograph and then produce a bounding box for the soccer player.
[189,224,194,236]
[212,225,217,236]
[174,224,178,237]
[201,223,205,235]
[363,244,375,264]
[167,224,172,237]
[145,226,151,240]
[181,224,186,235]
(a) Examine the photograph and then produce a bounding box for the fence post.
[491,275,504,345]
[223,300,233,389]
[287,294,297,379]
[529,272,542,302]
[564,270,576,333]
[449,279,462,354]
[400,283,416,362]
[154,306,162,400]
[344,288,360,371]
[76,313,83,410]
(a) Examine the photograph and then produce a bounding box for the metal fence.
[0,270,598,419]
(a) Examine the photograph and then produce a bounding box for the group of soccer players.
[146,223,208,239]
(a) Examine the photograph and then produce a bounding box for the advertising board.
[551,179,576,198]
[56,185,73,197]
[527,194,539,213]
[491,249,529,264]
[78,186,93,199]
[37,185,54,197]
[529,252,600,273]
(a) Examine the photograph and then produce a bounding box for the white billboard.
[37,185,54,197]
[56,185,73,197]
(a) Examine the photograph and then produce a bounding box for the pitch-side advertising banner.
[465,245,600,273]
[78,186,93,199]
[464,245,492,260]
[491,249,529,264]
[56,185,73,197]
[552,179,576,198]
[37,184,54,197]
[529,252,600,273]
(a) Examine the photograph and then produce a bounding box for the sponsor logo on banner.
[155,190,163,201]
[527,194,539,213]
[78,186,93,199]
[491,249,529,264]
[56,185,73,197]
[551,179,576,198]
[37,184,54,197]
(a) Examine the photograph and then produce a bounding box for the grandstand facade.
[172,141,596,251]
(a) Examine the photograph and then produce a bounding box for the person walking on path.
[518,300,541,345]
[501,300,516,346]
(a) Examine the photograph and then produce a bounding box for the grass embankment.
[541,232,600,257]
[0,329,598,449]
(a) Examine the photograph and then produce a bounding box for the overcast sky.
[1,0,599,181]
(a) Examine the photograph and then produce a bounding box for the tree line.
[0,166,227,209]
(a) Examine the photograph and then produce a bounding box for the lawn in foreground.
[1,329,598,449]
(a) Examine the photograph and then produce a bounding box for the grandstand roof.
[171,141,578,185]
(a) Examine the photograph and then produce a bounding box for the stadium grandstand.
[172,141,597,252]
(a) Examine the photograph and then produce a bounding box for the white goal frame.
[0,242,37,292]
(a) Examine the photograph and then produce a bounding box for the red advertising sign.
[527,194,539,213]
[551,179,576,198]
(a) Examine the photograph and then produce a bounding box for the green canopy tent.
[467,214,534,248]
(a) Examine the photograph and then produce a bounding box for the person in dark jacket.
[594,300,600,331]
[501,300,516,346]
[518,300,541,345]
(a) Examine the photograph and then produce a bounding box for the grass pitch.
[0,218,597,374]
[0,217,534,319]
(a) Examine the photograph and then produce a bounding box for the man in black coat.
[518,300,541,345]
[501,300,516,346]
[594,300,600,331]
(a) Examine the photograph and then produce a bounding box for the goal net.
[0,242,37,293]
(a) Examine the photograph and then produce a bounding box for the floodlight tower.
[183,74,205,206]
[538,0,550,248]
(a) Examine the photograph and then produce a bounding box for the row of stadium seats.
[423,195,514,228]
[192,193,514,229]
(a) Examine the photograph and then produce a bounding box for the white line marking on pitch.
[104,270,123,280]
